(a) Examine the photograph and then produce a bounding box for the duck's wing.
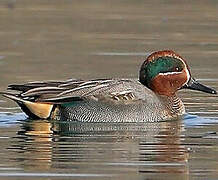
[37,79,149,104]
[4,78,149,104]
[7,79,85,92]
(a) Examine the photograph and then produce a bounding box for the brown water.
[0,0,218,179]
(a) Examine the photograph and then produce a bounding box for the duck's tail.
[1,93,53,119]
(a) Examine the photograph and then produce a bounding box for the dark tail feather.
[7,84,41,92]
[7,81,67,92]
[1,93,53,119]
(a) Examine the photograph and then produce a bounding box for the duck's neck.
[158,94,185,116]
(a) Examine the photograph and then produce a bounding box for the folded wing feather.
[5,78,141,104]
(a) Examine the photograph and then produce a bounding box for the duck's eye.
[175,67,180,71]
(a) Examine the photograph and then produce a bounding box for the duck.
[1,50,217,122]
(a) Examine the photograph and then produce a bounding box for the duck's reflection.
[16,120,53,170]
[16,119,189,177]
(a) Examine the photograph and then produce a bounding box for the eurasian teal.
[1,50,217,122]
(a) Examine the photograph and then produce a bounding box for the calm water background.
[0,0,218,179]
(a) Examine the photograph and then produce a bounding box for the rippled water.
[0,0,218,179]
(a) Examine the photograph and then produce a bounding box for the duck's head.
[139,50,217,96]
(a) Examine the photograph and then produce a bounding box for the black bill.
[183,78,217,94]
